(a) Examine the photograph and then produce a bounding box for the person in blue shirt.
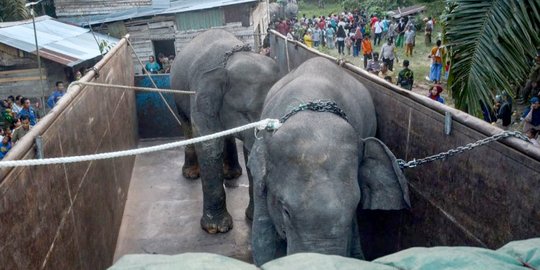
[18,97,38,126]
[0,136,12,159]
[47,81,65,109]
[145,56,161,74]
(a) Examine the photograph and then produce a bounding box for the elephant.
[247,57,410,266]
[269,1,298,22]
[170,29,280,234]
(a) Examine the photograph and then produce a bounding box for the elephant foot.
[223,163,242,180]
[182,164,200,179]
[201,210,233,234]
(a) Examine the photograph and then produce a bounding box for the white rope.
[0,119,281,168]
[71,81,196,94]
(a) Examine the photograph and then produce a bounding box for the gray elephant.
[248,57,410,265]
[269,1,298,22]
[170,30,279,233]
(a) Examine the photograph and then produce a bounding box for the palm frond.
[444,0,540,116]
[0,0,30,22]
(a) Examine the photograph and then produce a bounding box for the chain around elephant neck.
[279,100,349,124]
[222,44,252,68]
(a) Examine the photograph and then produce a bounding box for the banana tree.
[444,0,540,116]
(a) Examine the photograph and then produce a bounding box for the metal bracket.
[35,136,44,159]
[445,112,452,135]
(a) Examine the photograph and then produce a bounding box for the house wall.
[55,0,152,16]
[97,2,264,74]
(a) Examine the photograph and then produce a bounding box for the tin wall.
[0,37,138,269]
[270,31,540,259]
[134,74,182,138]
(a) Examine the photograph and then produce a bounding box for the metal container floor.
[113,138,252,263]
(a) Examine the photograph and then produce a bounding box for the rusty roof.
[0,16,119,67]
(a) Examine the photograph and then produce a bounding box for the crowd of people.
[0,80,69,159]
[144,53,175,74]
[273,10,447,100]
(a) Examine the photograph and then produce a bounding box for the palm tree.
[0,0,30,22]
[444,0,540,116]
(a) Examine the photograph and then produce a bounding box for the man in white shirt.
[373,20,383,46]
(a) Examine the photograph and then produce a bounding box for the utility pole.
[26,0,46,116]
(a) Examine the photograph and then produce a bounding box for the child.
[0,136,11,159]
[444,60,450,81]
[428,85,444,103]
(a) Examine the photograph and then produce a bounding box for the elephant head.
[248,115,410,266]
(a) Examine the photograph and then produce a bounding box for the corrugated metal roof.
[0,16,119,67]
[59,0,258,26]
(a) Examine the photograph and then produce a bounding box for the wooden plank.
[0,76,46,83]
[0,69,44,75]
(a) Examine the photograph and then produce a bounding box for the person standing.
[362,36,373,69]
[425,17,433,46]
[18,97,38,126]
[404,26,416,57]
[387,20,397,43]
[518,50,540,104]
[304,29,314,47]
[395,17,406,48]
[373,19,383,46]
[47,81,65,109]
[429,40,446,83]
[397,60,414,90]
[325,26,335,49]
[336,25,346,56]
[12,115,32,144]
[312,25,322,47]
[380,39,398,71]
[145,56,161,74]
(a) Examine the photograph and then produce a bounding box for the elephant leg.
[223,136,243,180]
[191,70,232,234]
[194,136,232,234]
[181,122,200,179]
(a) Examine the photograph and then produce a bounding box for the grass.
[297,0,454,106]
[302,25,452,106]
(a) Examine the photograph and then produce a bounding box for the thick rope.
[0,119,281,168]
[70,81,196,94]
[126,38,184,127]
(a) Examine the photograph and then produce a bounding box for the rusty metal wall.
[0,37,138,269]
[270,31,540,258]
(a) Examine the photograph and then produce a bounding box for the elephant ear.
[358,137,411,210]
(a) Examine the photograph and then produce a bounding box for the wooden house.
[0,16,118,100]
[59,0,271,74]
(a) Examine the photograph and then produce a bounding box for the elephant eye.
[283,207,291,219]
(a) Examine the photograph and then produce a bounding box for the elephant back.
[171,30,245,88]
[262,57,376,138]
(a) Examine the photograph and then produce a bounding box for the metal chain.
[202,44,252,73]
[397,131,531,169]
[279,100,348,125]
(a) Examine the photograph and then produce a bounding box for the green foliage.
[340,0,413,16]
[0,0,30,22]
[444,0,540,116]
